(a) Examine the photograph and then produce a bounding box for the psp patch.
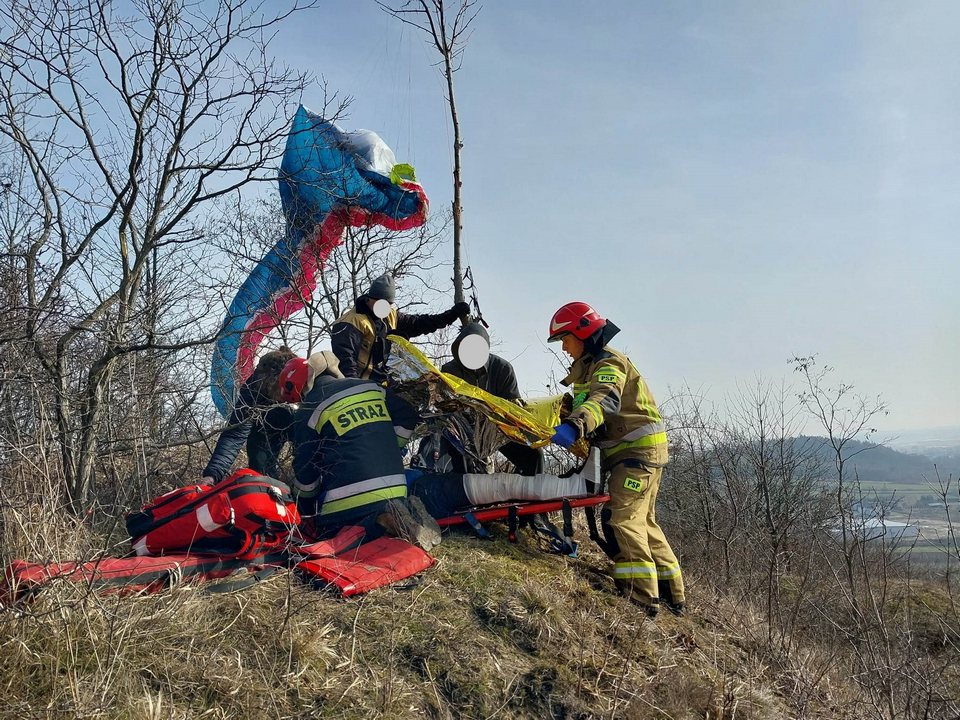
[624,476,644,493]
[596,373,619,384]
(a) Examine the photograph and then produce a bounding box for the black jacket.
[292,375,412,528]
[203,380,294,482]
[331,297,462,382]
[441,323,521,401]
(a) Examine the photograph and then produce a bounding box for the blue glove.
[551,423,578,449]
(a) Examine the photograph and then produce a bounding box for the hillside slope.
[1,523,895,720]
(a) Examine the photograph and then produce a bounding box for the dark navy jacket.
[292,375,417,528]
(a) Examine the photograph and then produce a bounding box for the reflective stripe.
[601,432,669,456]
[294,478,321,497]
[635,377,662,423]
[595,421,667,449]
[320,484,407,516]
[316,390,389,434]
[580,400,603,427]
[196,503,221,532]
[308,383,385,429]
[573,383,590,394]
[613,561,657,578]
[323,474,407,503]
[657,562,681,579]
[395,424,414,448]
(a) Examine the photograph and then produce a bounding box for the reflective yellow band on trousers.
[595,421,667,449]
[613,561,657,578]
[319,485,407,516]
[657,562,681,579]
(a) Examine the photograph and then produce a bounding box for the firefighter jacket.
[291,374,417,527]
[562,346,667,463]
[331,297,462,382]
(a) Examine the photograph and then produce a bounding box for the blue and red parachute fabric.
[211,106,428,416]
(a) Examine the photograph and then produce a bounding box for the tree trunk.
[442,45,465,305]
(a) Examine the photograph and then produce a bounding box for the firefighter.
[547,302,684,618]
[279,351,434,545]
[280,352,596,548]
[330,273,469,383]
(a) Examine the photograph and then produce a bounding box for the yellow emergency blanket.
[387,335,588,457]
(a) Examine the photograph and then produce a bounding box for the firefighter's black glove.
[444,301,471,324]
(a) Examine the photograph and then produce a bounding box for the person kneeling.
[282,352,598,551]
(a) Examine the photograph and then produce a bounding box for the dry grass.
[0,507,805,720]
[1,496,957,719]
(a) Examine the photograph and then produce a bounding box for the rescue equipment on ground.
[2,522,433,603]
[126,469,300,558]
[436,495,609,557]
[295,531,435,596]
[1,550,288,603]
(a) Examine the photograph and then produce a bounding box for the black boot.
[658,579,684,616]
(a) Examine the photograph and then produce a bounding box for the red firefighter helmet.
[278,357,310,403]
[548,302,606,342]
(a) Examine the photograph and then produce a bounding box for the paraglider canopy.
[210,106,428,416]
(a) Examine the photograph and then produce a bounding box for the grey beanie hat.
[367,273,396,303]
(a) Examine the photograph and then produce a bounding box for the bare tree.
[0,0,317,512]
[378,0,480,305]
[210,195,451,355]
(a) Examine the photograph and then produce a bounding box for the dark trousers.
[409,472,471,519]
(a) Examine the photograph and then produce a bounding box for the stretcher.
[436,495,609,556]
[1,550,288,604]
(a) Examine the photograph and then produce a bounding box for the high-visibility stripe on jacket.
[562,347,667,457]
[331,306,399,380]
[292,375,408,527]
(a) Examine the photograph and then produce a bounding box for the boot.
[658,579,685,616]
[665,601,685,617]
[380,497,442,552]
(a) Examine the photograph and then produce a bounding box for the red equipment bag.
[126,469,300,558]
[294,529,436,597]
[1,550,286,604]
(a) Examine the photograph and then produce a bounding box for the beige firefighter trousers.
[602,443,684,608]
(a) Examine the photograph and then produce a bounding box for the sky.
[273,1,960,432]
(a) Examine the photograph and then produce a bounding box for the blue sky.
[274,1,959,431]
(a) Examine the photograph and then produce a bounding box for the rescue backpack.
[126,469,300,559]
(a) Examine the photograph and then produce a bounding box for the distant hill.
[797,436,960,486]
